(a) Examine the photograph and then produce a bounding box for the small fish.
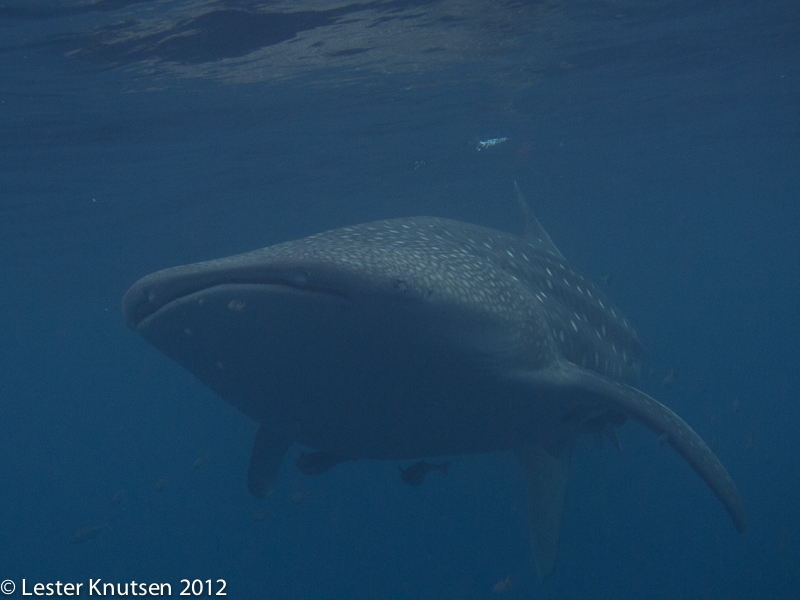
[662,367,679,388]
[399,461,450,485]
[154,476,168,492]
[192,457,204,469]
[291,491,311,504]
[476,137,508,151]
[110,489,126,507]
[492,577,512,594]
[69,523,109,544]
[252,509,269,522]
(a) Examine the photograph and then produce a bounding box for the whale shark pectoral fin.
[514,443,572,582]
[247,425,292,499]
[514,363,747,534]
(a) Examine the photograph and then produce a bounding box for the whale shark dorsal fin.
[514,181,565,260]
[247,425,292,498]
[514,443,571,581]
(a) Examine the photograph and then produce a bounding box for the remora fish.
[122,184,745,579]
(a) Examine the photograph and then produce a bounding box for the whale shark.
[122,184,745,579]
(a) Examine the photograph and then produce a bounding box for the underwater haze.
[1,1,798,599]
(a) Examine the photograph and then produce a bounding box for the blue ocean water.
[1,1,798,598]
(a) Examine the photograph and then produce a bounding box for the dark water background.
[1,1,798,598]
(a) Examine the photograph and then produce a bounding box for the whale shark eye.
[393,279,408,293]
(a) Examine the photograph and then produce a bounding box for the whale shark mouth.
[122,277,355,330]
[124,276,353,330]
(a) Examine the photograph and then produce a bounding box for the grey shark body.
[123,188,745,578]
